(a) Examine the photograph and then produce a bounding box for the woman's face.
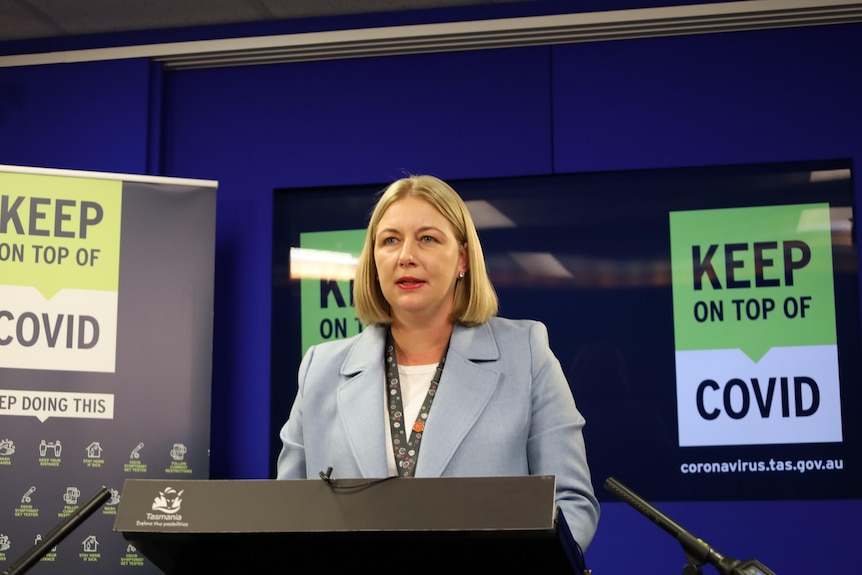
[374,196,467,325]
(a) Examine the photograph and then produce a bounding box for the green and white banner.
[670,203,843,447]
[0,172,122,373]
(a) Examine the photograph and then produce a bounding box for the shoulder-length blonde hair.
[354,175,498,327]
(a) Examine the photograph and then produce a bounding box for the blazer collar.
[340,322,501,373]
[337,322,502,478]
[449,321,501,362]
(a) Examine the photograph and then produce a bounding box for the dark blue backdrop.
[0,9,859,573]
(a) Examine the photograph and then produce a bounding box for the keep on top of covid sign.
[0,170,122,373]
[670,203,843,447]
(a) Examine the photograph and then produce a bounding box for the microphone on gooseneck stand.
[604,477,777,575]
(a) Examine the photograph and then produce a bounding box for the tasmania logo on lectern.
[152,487,183,514]
[669,203,843,447]
[0,171,121,373]
[140,487,188,528]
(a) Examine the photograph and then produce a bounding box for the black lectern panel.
[114,476,582,574]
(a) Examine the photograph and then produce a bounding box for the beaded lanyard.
[385,330,449,477]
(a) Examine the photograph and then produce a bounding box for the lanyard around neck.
[385,330,449,477]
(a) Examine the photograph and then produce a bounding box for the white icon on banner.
[0,534,10,551]
[21,486,35,503]
[170,443,187,461]
[39,440,62,457]
[85,442,103,458]
[82,535,99,553]
[63,487,81,505]
[107,489,120,505]
[0,438,15,455]
[130,442,144,459]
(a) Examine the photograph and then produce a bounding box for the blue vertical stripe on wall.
[146,61,164,175]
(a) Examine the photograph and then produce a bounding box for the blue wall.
[1,20,859,574]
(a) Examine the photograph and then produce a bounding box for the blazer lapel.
[414,322,501,477]
[336,326,390,477]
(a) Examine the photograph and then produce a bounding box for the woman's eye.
[421,235,436,243]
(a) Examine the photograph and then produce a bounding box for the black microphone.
[319,466,334,485]
[604,477,777,575]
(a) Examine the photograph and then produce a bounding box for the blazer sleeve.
[525,321,601,550]
[275,344,314,479]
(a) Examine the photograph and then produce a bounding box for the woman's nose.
[398,242,416,266]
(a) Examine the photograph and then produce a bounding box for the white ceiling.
[0,0,526,44]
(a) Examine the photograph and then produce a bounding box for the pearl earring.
[458,271,465,278]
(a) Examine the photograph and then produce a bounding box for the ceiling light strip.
[0,0,860,69]
[159,4,862,69]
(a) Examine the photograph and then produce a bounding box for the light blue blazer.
[276,316,600,549]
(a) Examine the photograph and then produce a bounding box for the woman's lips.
[396,277,424,289]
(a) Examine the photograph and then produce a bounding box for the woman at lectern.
[276,174,600,550]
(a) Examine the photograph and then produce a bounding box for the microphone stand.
[604,477,777,575]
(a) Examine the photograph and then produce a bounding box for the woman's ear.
[458,243,469,276]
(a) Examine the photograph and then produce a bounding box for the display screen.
[271,159,861,501]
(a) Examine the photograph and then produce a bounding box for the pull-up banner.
[0,165,217,574]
